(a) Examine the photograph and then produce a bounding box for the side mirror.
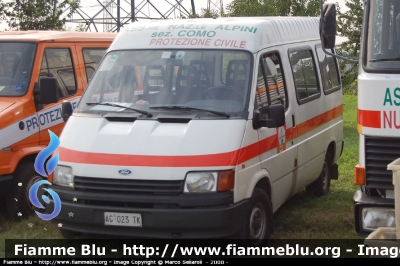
[62,101,73,122]
[34,77,59,104]
[253,105,285,129]
[320,3,336,49]
[253,110,262,130]
[262,104,285,128]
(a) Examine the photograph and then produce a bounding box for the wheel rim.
[24,174,45,212]
[249,203,266,240]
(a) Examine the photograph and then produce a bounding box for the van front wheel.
[306,153,332,197]
[233,188,272,246]
[6,162,45,219]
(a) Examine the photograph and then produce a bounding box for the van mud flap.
[331,163,339,180]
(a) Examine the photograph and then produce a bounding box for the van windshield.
[0,43,36,96]
[365,0,400,71]
[79,50,252,116]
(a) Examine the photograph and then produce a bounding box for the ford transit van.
[51,17,343,244]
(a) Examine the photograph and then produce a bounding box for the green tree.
[7,0,80,31]
[291,0,320,16]
[184,8,218,19]
[75,23,86,32]
[0,1,13,23]
[336,0,363,93]
[226,0,320,17]
[226,0,266,17]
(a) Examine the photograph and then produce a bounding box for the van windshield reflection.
[79,50,252,116]
[0,43,36,97]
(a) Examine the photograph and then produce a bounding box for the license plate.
[104,212,142,227]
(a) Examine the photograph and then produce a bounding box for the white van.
[49,17,344,244]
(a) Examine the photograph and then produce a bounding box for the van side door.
[255,49,297,211]
[315,44,343,164]
[37,43,80,145]
[37,44,110,145]
[287,46,325,191]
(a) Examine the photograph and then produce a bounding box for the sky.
[1,0,350,43]
[74,0,349,42]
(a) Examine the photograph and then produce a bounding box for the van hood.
[58,116,249,179]
[0,101,15,113]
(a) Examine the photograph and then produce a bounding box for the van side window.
[256,52,287,119]
[315,45,341,94]
[40,48,77,99]
[82,49,107,82]
[289,49,320,103]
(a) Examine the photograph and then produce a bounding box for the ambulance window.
[289,49,320,103]
[256,52,287,119]
[82,48,107,82]
[315,45,341,94]
[40,48,77,99]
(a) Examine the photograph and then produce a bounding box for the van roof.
[111,16,320,53]
[0,31,116,42]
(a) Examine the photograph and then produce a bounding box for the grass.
[0,94,362,257]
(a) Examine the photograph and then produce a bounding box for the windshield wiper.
[86,102,153,117]
[369,57,400,62]
[150,105,230,118]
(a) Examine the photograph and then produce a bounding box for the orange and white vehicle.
[52,17,343,243]
[0,31,116,218]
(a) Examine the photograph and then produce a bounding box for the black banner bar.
[3,239,400,259]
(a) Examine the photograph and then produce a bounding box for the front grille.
[74,176,184,196]
[365,136,400,190]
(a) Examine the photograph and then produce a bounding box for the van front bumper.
[353,190,395,236]
[47,186,248,239]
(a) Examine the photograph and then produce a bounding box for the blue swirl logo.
[29,130,61,221]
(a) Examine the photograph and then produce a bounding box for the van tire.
[5,162,45,219]
[306,153,332,197]
[232,188,272,246]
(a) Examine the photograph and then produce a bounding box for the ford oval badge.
[118,169,132,175]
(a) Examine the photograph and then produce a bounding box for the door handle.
[292,114,296,127]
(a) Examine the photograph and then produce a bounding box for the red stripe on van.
[286,105,343,141]
[58,105,342,167]
[358,109,381,128]
[58,134,278,167]
[296,105,343,137]
[236,135,278,165]
[58,147,240,167]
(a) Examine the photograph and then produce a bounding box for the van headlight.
[184,172,217,193]
[53,165,74,187]
[361,207,396,231]
[184,170,235,193]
